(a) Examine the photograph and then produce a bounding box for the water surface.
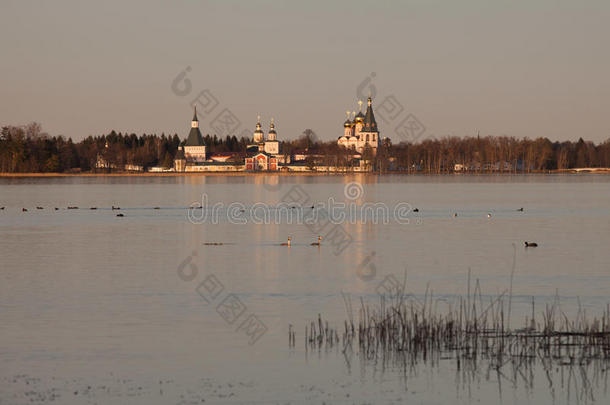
[1,174,609,404]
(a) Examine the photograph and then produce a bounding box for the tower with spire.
[182,106,207,163]
[337,97,380,154]
[264,118,280,154]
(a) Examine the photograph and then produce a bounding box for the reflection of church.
[245,116,281,171]
[337,97,380,154]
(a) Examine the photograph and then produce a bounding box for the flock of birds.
[7,205,166,217]
[268,207,538,248]
[275,236,322,247]
[261,206,537,248]
[4,205,538,248]
[10,205,127,217]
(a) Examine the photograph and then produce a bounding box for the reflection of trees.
[301,290,610,404]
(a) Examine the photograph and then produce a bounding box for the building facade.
[245,152,279,171]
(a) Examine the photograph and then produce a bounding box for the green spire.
[362,97,378,131]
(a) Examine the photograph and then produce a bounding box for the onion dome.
[355,100,365,121]
[344,111,353,127]
[253,115,264,143]
[254,116,264,136]
[267,118,278,141]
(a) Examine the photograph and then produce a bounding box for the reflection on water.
[304,283,610,405]
[1,174,610,404]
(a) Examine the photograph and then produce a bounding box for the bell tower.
[253,115,264,143]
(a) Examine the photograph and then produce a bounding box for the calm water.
[1,174,610,404]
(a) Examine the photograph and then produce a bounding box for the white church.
[172,99,382,172]
[174,108,207,171]
[337,96,380,154]
[174,108,284,172]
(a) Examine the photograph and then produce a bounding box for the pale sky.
[1,0,609,143]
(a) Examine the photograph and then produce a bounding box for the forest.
[1,123,609,173]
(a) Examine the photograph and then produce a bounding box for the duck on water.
[310,236,322,246]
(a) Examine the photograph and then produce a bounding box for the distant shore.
[1,169,609,177]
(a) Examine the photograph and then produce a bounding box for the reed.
[293,274,610,401]
[296,284,610,374]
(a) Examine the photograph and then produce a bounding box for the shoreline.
[1,169,609,178]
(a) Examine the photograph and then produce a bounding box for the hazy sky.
[1,0,609,143]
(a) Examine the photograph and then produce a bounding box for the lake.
[1,174,609,404]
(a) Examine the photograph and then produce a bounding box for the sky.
[0,0,609,143]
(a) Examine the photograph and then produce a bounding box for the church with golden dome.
[173,103,379,172]
[337,97,380,154]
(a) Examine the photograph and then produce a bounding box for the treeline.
[378,135,610,173]
[293,131,610,173]
[1,123,609,173]
[0,124,252,172]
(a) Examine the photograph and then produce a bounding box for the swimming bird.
[116,213,124,217]
[22,208,28,212]
[311,236,322,246]
[54,207,59,210]
[67,206,78,210]
[36,206,43,210]
[487,213,492,218]
[413,208,419,213]
[112,206,120,210]
[90,207,97,210]
[153,207,160,210]
[517,207,524,212]
[280,237,291,246]
[453,213,458,218]
[524,241,538,247]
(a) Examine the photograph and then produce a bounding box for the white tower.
[253,115,264,143]
[344,111,353,138]
[264,117,280,155]
[192,109,199,128]
[183,106,207,162]
[267,117,277,141]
